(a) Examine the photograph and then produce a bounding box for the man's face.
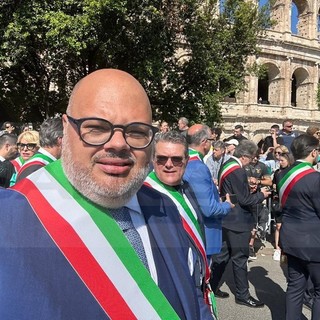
[213,147,224,160]
[178,120,185,131]
[240,155,252,166]
[160,122,169,133]
[153,141,188,186]
[283,122,293,133]
[250,155,259,165]
[62,70,153,208]
[233,128,242,137]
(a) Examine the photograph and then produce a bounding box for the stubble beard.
[61,136,150,209]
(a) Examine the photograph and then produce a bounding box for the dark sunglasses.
[274,151,282,155]
[17,143,37,150]
[155,155,184,166]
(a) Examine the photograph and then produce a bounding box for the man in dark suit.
[0,69,211,319]
[277,134,320,320]
[210,140,270,307]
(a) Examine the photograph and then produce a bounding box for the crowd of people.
[0,69,319,320]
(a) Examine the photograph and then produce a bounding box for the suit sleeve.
[184,163,231,218]
[222,168,265,207]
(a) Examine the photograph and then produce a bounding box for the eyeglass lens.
[156,156,184,166]
[18,143,36,150]
[68,116,156,149]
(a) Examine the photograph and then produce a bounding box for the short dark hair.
[211,127,222,139]
[234,125,244,131]
[291,134,319,160]
[0,132,17,148]
[271,124,280,130]
[153,131,188,158]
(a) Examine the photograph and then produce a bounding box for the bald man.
[183,124,233,298]
[0,70,212,319]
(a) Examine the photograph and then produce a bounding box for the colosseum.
[221,0,320,139]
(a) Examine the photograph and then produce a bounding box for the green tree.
[0,0,272,125]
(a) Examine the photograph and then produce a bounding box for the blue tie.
[110,207,150,271]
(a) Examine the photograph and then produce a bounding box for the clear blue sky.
[259,0,298,34]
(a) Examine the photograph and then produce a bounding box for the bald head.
[62,69,155,208]
[67,69,152,122]
[186,124,212,156]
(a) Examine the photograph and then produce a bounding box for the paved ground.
[214,239,312,320]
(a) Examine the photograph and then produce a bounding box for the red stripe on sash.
[17,179,136,319]
[281,169,314,207]
[219,165,239,190]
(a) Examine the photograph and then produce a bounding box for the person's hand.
[266,147,274,154]
[260,187,271,198]
[224,193,235,208]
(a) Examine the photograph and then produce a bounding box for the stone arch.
[293,0,313,38]
[291,67,310,107]
[258,62,281,105]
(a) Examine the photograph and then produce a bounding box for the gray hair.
[40,118,63,147]
[187,124,211,146]
[153,131,188,158]
[213,140,226,150]
[0,132,17,148]
[178,117,189,126]
[233,140,258,158]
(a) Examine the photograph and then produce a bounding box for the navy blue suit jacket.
[0,183,211,319]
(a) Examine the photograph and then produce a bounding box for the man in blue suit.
[277,134,320,320]
[183,124,233,299]
[0,69,212,319]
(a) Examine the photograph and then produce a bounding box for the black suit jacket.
[219,158,265,232]
[278,162,320,262]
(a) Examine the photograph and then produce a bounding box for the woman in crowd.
[10,130,40,186]
[272,152,294,261]
[259,144,290,177]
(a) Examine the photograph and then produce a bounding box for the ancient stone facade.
[221,0,320,137]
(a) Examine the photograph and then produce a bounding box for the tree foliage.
[0,0,272,125]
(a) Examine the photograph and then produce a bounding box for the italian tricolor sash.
[13,160,179,320]
[144,172,209,280]
[218,159,241,190]
[11,156,25,172]
[188,149,203,162]
[20,151,56,172]
[278,162,315,207]
[144,172,218,317]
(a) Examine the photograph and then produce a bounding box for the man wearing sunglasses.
[0,69,212,319]
[278,119,298,150]
[145,131,215,316]
[183,124,234,298]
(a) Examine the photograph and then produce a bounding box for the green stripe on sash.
[45,160,180,319]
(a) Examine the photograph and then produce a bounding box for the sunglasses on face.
[17,143,37,150]
[155,155,184,166]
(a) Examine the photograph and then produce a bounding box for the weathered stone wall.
[221,0,320,137]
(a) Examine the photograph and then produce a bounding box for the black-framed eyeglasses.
[67,115,158,149]
[155,155,184,166]
[17,143,37,150]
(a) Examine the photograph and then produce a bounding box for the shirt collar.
[125,194,142,215]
